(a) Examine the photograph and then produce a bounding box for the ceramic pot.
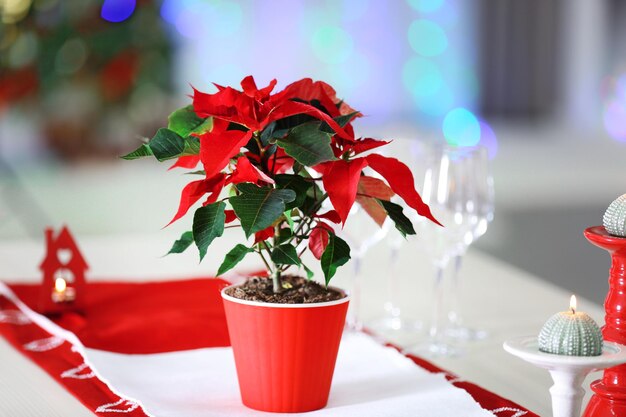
[221,285,349,413]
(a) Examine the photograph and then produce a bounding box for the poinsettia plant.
[123,76,439,293]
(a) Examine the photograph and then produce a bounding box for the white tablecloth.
[0,233,607,416]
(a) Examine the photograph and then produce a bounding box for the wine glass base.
[344,319,364,333]
[446,326,488,341]
[404,341,462,358]
[367,316,423,333]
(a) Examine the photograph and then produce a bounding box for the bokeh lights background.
[603,74,626,143]
[155,0,626,151]
[0,0,626,158]
[0,0,626,162]
[1,0,625,311]
[157,0,493,154]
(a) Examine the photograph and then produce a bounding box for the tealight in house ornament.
[38,226,88,315]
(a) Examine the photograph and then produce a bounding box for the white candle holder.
[504,336,626,417]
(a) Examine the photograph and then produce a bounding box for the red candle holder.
[583,226,626,417]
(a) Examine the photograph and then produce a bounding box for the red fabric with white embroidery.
[0,294,147,416]
[2,278,537,417]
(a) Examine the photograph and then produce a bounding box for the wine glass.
[367,209,423,335]
[332,204,388,331]
[445,147,494,340]
[404,143,489,357]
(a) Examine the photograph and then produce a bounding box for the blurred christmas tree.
[0,0,174,160]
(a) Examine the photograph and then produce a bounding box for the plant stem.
[256,245,272,273]
[253,132,264,156]
[271,151,277,174]
[261,240,281,293]
[271,268,281,293]
[285,194,328,247]
[271,225,282,292]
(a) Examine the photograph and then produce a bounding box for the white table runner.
[85,333,495,417]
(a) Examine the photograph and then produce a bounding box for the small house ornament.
[38,226,88,315]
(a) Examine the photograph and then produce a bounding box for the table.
[0,231,607,417]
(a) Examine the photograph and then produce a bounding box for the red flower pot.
[221,285,349,413]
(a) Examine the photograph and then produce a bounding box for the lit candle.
[538,295,603,356]
[51,277,76,303]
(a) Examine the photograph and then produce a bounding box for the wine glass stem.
[429,263,446,343]
[347,256,363,330]
[385,246,400,316]
[448,254,463,327]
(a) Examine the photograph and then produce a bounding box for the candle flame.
[55,277,67,292]
[570,294,577,314]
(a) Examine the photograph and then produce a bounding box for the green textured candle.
[603,194,626,237]
[538,295,603,356]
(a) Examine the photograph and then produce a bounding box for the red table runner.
[0,278,537,417]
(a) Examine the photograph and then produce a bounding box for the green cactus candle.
[538,295,603,356]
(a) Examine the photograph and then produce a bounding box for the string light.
[407,19,448,57]
[1,0,32,24]
[407,0,444,13]
[101,0,136,23]
[311,26,354,65]
[443,107,481,147]
[478,122,498,159]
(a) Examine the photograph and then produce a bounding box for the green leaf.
[182,136,200,155]
[230,184,296,238]
[276,227,293,244]
[275,174,313,210]
[149,128,186,161]
[271,243,300,266]
[284,210,294,231]
[379,200,416,237]
[168,105,209,137]
[274,111,318,132]
[259,121,276,146]
[192,201,226,261]
[258,121,289,145]
[148,128,201,161]
[121,143,153,160]
[320,111,359,134]
[300,180,325,215]
[166,231,194,255]
[276,122,335,166]
[321,233,351,285]
[302,263,314,280]
[217,244,255,276]
[191,117,213,135]
[185,170,206,176]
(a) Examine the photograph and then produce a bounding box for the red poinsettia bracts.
[199,119,253,179]
[309,222,334,260]
[366,154,441,226]
[349,138,390,156]
[356,176,396,227]
[229,156,274,185]
[169,155,200,170]
[124,75,439,289]
[192,76,354,141]
[167,173,226,226]
[319,158,368,224]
